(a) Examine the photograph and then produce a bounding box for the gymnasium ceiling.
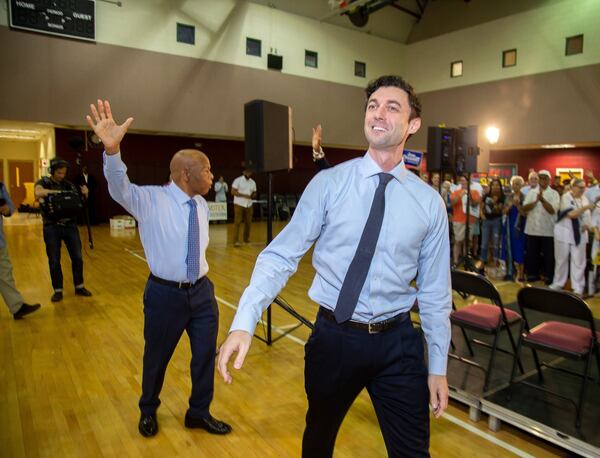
[245,0,570,44]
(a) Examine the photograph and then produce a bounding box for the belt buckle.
[368,321,380,334]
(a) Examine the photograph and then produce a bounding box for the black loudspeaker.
[427,127,455,172]
[244,100,293,173]
[267,53,283,70]
[454,126,479,174]
[427,126,479,173]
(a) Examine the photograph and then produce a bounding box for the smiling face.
[364,86,420,152]
[539,174,550,190]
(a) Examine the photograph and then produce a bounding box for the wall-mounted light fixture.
[485,126,500,144]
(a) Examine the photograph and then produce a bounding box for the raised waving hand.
[312,124,322,153]
[86,99,133,155]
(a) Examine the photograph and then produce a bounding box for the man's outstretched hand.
[217,330,253,384]
[86,100,133,155]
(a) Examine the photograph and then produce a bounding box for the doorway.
[8,160,35,209]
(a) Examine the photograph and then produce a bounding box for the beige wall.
[0,25,368,149]
[411,63,600,170]
[0,140,39,189]
[0,0,404,88]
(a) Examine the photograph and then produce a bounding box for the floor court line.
[125,248,530,457]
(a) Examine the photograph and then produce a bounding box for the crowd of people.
[423,169,600,297]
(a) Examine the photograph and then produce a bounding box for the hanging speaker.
[244,100,293,173]
[454,126,479,174]
[427,127,455,172]
[267,54,283,70]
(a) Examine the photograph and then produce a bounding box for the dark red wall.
[55,128,363,222]
[489,147,600,180]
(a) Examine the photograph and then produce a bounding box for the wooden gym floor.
[2,214,595,457]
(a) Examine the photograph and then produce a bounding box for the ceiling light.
[0,134,40,140]
[540,144,575,149]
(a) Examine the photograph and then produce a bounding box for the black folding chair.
[450,269,523,392]
[509,287,600,428]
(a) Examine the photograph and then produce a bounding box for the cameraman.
[34,158,92,302]
[0,183,41,319]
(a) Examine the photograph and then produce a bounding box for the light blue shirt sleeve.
[103,152,153,222]
[0,184,15,249]
[230,170,328,333]
[415,195,452,375]
[1,184,15,215]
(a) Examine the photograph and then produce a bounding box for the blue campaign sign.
[403,149,422,167]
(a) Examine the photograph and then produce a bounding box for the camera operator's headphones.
[49,157,70,175]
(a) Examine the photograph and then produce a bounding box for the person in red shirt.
[450,175,482,265]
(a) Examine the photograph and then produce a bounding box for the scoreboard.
[9,0,96,42]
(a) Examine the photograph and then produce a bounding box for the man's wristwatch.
[312,146,325,161]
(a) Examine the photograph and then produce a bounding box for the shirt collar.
[168,181,194,206]
[359,151,407,183]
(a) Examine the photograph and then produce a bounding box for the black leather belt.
[149,273,204,289]
[318,307,409,334]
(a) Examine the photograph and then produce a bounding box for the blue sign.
[403,149,422,167]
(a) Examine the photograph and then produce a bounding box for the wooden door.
[8,160,34,209]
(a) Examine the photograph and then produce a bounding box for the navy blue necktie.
[334,173,394,323]
[186,199,200,282]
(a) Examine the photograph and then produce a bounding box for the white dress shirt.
[585,184,600,215]
[230,153,452,375]
[103,152,209,282]
[523,186,560,237]
[554,192,591,244]
[232,175,256,208]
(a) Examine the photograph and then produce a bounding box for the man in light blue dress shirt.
[218,76,451,457]
[86,100,231,439]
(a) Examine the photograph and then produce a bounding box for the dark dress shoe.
[138,413,158,437]
[13,303,41,320]
[51,291,63,302]
[184,413,232,435]
[75,287,92,297]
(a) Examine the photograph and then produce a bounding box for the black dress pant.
[303,309,430,458]
[43,223,84,290]
[139,276,219,418]
[525,235,555,282]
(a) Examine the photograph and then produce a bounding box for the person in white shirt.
[521,171,539,196]
[590,206,600,295]
[522,170,560,283]
[231,169,257,247]
[584,172,600,214]
[214,176,228,203]
[550,179,597,296]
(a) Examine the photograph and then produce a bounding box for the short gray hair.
[510,175,525,187]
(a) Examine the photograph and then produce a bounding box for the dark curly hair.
[365,75,422,120]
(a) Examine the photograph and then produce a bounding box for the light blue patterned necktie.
[186,199,200,282]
